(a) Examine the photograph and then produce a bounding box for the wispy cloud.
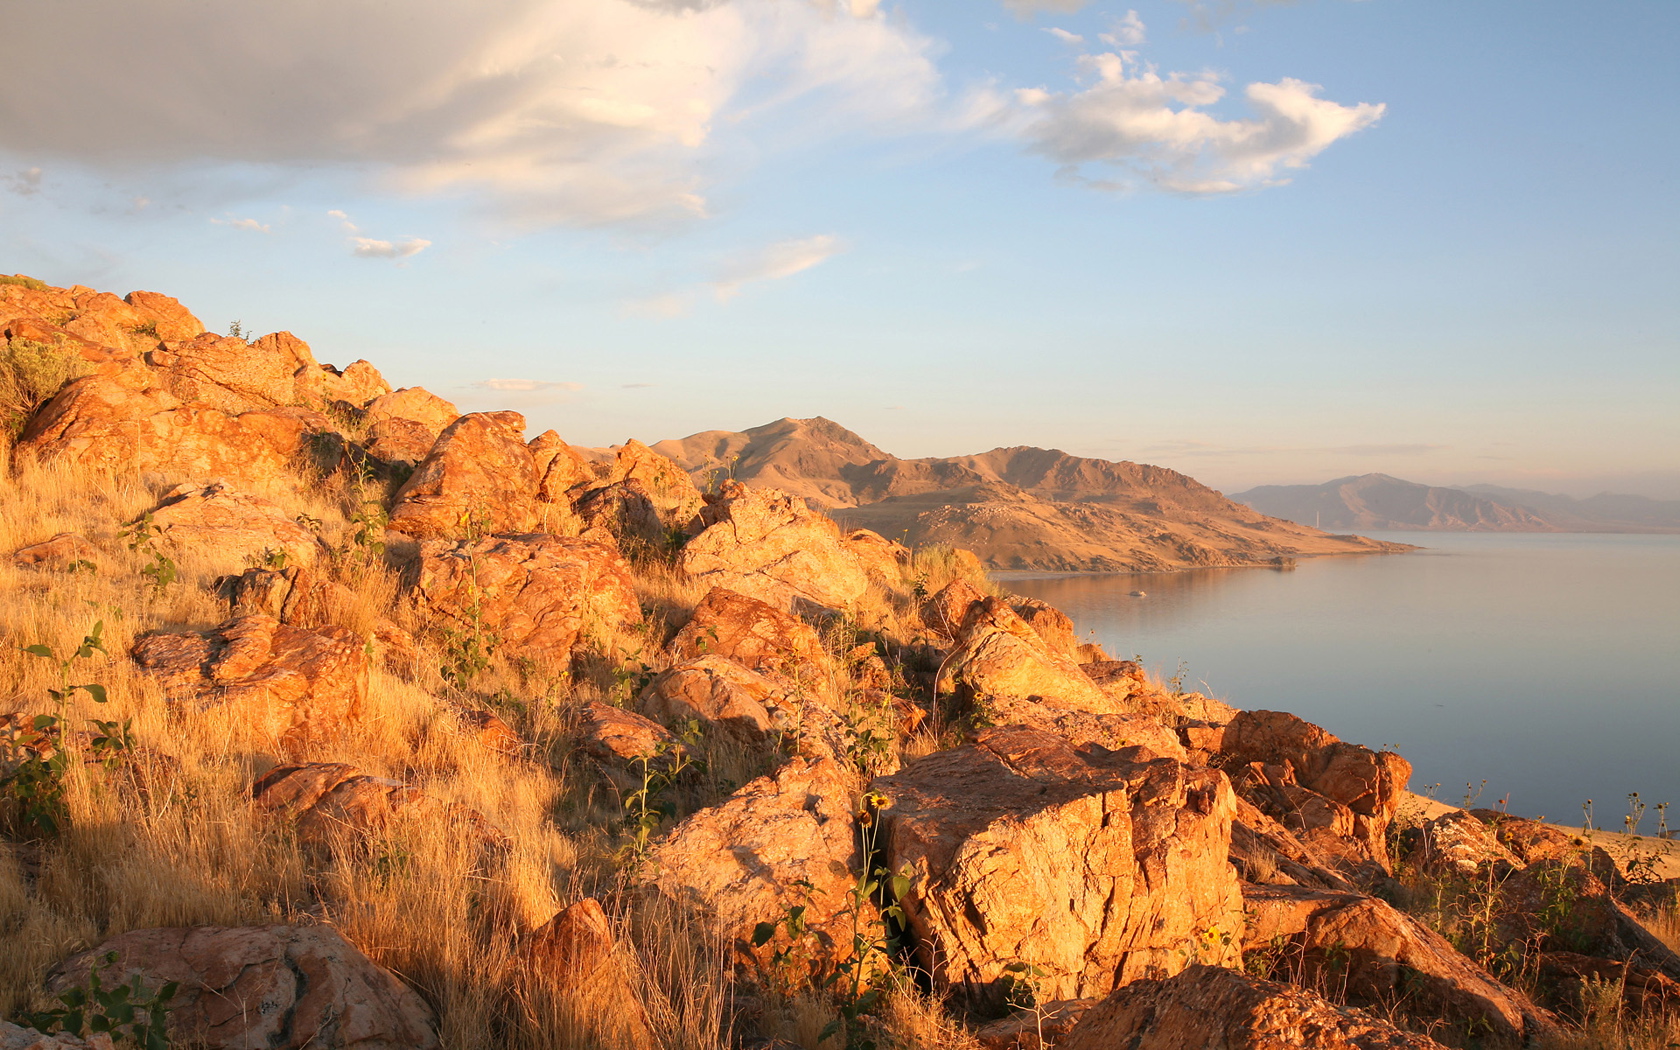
[1003,0,1091,17]
[3,167,42,196]
[351,236,431,258]
[1101,10,1147,46]
[713,235,842,301]
[211,216,271,233]
[1045,27,1085,45]
[472,379,583,393]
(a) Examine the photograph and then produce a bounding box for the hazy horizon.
[3,0,1674,499]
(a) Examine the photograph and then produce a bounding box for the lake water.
[999,532,1680,826]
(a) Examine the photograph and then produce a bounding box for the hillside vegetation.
[1,277,1677,1050]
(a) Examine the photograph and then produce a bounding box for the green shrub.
[0,274,47,290]
[1,336,91,439]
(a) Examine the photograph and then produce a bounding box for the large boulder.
[47,925,438,1050]
[1219,710,1412,874]
[15,371,325,487]
[362,387,459,433]
[411,533,640,666]
[593,438,703,528]
[651,756,860,975]
[1243,883,1552,1047]
[938,596,1115,714]
[669,587,832,684]
[680,485,872,612]
[529,430,597,504]
[131,615,365,748]
[220,565,356,627]
[146,330,325,413]
[638,655,839,757]
[518,898,654,1050]
[871,726,1243,1008]
[388,411,538,539]
[147,482,321,572]
[1056,964,1447,1050]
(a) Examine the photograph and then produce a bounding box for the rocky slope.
[652,417,1407,571]
[1465,483,1680,532]
[1,275,1674,1050]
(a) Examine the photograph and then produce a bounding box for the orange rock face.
[47,925,439,1050]
[872,726,1243,1008]
[389,411,539,538]
[131,616,366,748]
[669,586,832,681]
[680,486,873,611]
[411,533,641,665]
[148,330,324,413]
[1056,965,1448,1050]
[148,482,322,572]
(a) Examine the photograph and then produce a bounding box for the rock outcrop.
[47,925,439,1050]
[652,756,860,975]
[669,587,832,684]
[410,533,640,666]
[131,616,366,747]
[388,411,538,538]
[148,482,321,571]
[680,485,873,612]
[1056,964,1448,1050]
[872,726,1242,1007]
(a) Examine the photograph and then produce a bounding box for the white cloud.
[351,236,432,258]
[4,167,43,195]
[211,216,271,233]
[1101,10,1146,46]
[1044,27,1085,46]
[0,0,942,228]
[473,378,584,392]
[1003,0,1090,17]
[713,234,842,300]
[1010,54,1384,193]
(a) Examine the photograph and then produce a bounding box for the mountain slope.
[653,418,1408,571]
[1463,484,1680,532]
[1231,474,1558,531]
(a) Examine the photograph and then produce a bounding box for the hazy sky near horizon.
[2,0,1675,498]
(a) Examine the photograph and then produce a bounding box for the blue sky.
[2,0,1675,497]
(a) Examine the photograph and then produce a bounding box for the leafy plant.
[118,513,178,593]
[2,336,92,438]
[227,319,245,339]
[617,726,700,871]
[1,621,109,837]
[23,950,178,1050]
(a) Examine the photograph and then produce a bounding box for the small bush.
[2,337,91,439]
[0,274,47,290]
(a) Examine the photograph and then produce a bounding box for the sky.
[1,0,1675,499]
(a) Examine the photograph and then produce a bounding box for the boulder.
[148,483,321,572]
[1219,710,1411,873]
[11,532,96,570]
[411,533,640,666]
[1009,597,1081,660]
[595,439,703,527]
[520,898,653,1050]
[1230,796,1360,892]
[1413,810,1523,878]
[573,478,664,544]
[576,700,681,764]
[680,486,871,612]
[0,1022,113,1050]
[1492,856,1680,982]
[15,371,325,487]
[840,528,909,588]
[131,615,365,747]
[47,925,438,1050]
[638,655,838,755]
[1242,883,1551,1047]
[220,564,355,627]
[388,411,538,538]
[364,417,437,466]
[652,756,860,975]
[938,597,1115,714]
[1056,964,1447,1050]
[529,430,596,503]
[871,726,1243,1007]
[981,697,1187,761]
[147,330,324,413]
[972,1000,1094,1050]
[920,578,987,643]
[457,709,523,754]
[320,360,390,406]
[1534,951,1680,1011]
[363,386,459,433]
[252,762,507,854]
[123,289,205,341]
[669,587,832,685]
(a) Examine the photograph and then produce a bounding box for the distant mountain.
[1231,474,1557,531]
[651,418,1408,572]
[1462,484,1680,532]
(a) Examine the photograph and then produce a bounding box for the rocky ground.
[1,275,1677,1050]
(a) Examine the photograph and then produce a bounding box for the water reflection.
[1000,533,1680,824]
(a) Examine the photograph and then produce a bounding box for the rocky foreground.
[1,276,1677,1050]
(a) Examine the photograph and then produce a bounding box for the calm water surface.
[1000,533,1680,824]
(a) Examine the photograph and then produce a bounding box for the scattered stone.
[47,925,439,1050]
[0,1021,114,1050]
[1056,964,1448,1050]
[252,762,508,854]
[458,709,523,754]
[132,615,365,748]
[11,532,96,570]
[872,726,1242,1008]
